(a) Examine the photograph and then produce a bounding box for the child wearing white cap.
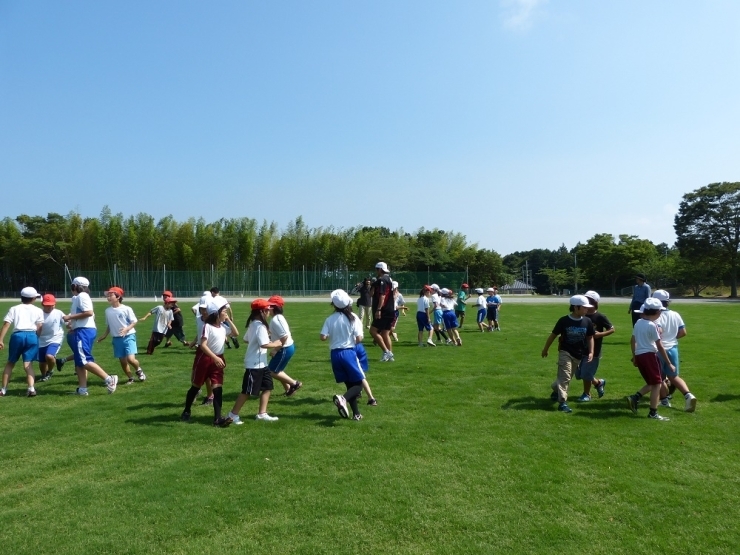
[626,298,676,421]
[62,277,118,395]
[321,289,370,420]
[474,288,487,332]
[653,290,696,412]
[486,288,502,331]
[575,291,614,402]
[541,295,595,413]
[0,287,44,397]
[429,284,450,344]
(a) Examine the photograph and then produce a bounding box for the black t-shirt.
[171,305,184,328]
[588,311,613,357]
[358,283,372,307]
[371,275,394,316]
[552,315,595,359]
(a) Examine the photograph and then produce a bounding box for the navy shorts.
[242,367,273,396]
[477,309,486,324]
[72,328,97,367]
[268,344,296,372]
[8,331,39,363]
[330,348,366,383]
[487,307,498,321]
[416,312,432,331]
[442,311,459,330]
[37,343,62,362]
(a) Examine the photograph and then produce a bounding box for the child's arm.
[224,316,239,338]
[199,341,225,369]
[630,335,638,367]
[677,327,687,340]
[541,333,558,358]
[595,326,615,339]
[320,334,329,341]
[0,321,11,349]
[585,336,594,363]
[97,326,111,342]
[139,313,151,321]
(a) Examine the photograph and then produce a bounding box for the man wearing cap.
[456,284,469,328]
[0,287,44,397]
[652,290,696,412]
[37,294,66,382]
[370,262,395,362]
[63,277,118,395]
[629,274,651,327]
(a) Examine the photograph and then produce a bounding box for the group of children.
[542,287,695,420]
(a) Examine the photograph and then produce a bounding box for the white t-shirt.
[395,293,405,309]
[633,318,661,355]
[417,296,430,313]
[431,293,442,310]
[244,320,270,369]
[194,316,207,347]
[4,304,44,332]
[70,292,96,329]
[321,312,362,350]
[476,295,486,310]
[104,305,137,338]
[39,309,65,347]
[657,310,685,349]
[269,314,294,347]
[150,306,173,334]
[202,323,227,356]
[440,297,455,311]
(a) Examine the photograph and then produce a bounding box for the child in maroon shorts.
[180,297,238,426]
[626,298,676,421]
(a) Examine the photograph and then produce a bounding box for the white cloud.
[500,0,547,30]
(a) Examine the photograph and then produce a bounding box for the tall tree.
[674,182,740,297]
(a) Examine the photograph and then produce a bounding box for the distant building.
[502,279,536,295]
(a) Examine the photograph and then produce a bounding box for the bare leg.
[2,362,15,389]
[230,392,250,415]
[118,358,133,379]
[258,390,271,414]
[24,362,35,389]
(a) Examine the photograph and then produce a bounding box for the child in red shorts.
[627,298,676,421]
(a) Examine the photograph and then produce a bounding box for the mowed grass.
[0,299,739,555]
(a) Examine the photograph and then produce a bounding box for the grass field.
[0,299,738,554]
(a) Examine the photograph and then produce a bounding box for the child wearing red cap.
[181,297,238,426]
[456,284,469,328]
[0,287,44,397]
[97,287,146,385]
[266,295,303,397]
[222,299,283,426]
[37,294,66,382]
[140,299,174,355]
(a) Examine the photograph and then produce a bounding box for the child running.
[626,298,675,421]
[321,289,369,421]
[181,296,238,426]
[474,288,487,332]
[37,294,65,382]
[440,288,461,345]
[222,299,282,426]
[575,291,614,402]
[429,284,450,344]
[541,295,595,413]
[140,298,174,355]
[162,293,190,348]
[189,292,215,406]
[0,287,44,397]
[266,295,303,397]
[97,287,146,385]
[416,286,435,347]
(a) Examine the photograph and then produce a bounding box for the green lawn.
[0,299,738,554]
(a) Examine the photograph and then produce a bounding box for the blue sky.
[1,0,738,254]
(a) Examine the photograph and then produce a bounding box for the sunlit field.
[1,299,738,554]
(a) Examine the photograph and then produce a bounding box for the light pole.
[574,253,578,293]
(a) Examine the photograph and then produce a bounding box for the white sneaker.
[685,393,697,413]
[427,340,436,347]
[73,387,89,396]
[446,339,453,345]
[230,413,244,425]
[333,394,349,418]
[387,351,394,361]
[660,398,671,408]
[106,375,118,394]
[255,413,278,422]
[380,351,390,362]
[136,368,147,381]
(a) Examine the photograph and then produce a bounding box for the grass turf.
[0,299,738,554]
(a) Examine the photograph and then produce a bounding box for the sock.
[684,392,692,399]
[434,330,441,341]
[634,392,643,400]
[213,387,223,419]
[345,385,362,416]
[440,330,449,341]
[28,387,35,392]
[184,386,199,412]
[649,408,657,416]
[668,384,676,395]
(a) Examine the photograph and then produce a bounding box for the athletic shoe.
[225,342,231,349]
[576,394,591,402]
[215,416,233,427]
[379,352,390,362]
[446,339,454,345]
[456,339,462,346]
[387,352,395,361]
[136,369,147,382]
[55,358,65,372]
[558,402,572,413]
[685,393,697,413]
[627,395,639,414]
[427,340,436,347]
[27,389,37,397]
[596,379,606,398]
[353,414,363,421]
[125,378,136,385]
[73,388,89,396]
[231,337,240,349]
[286,381,303,397]
[550,390,558,402]
[106,375,119,394]
[39,372,52,382]
[0,389,5,397]
[180,410,191,422]
[255,413,278,421]
[660,398,671,408]
[229,413,244,425]
[367,398,377,406]
[419,342,425,347]
[333,394,349,418]
[164,341,172,348]
[648,412,670,421]
[201,395,214,406]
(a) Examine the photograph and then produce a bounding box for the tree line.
[1,182,737,296]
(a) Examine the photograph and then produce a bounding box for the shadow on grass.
[570,399,632,419]
[126,402,182,411]
[125,413,195,426]
[501,396,557,411]
[276,411,339,427]
[710,393,740,403]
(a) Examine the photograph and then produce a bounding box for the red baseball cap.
[268,295,284,307]
[42,294,56,306]
[166,297,178,303]
[105,287,124,298]
[462,283,469,288]
[251,298,271,311]
[162,290,173,299]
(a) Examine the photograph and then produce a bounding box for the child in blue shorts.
[97,287,146,385]
[37,294,66,382]
[0,287,44,397]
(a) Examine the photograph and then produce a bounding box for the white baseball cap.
[20,287,41,299]
[430,283,439,291]
[375,262,389,273]
[475,288,484,294]
[584,290,600,303]
[392,281,398,290]
[331,289,352,309]
[486,287,495,293]
[72,276,90,287]
[634,298,667,312]
[652,290,670,302]
[570,295,593,308]
[440,288,450,295]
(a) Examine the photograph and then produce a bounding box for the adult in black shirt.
[370,262,395,361]
[356,277,373,330]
